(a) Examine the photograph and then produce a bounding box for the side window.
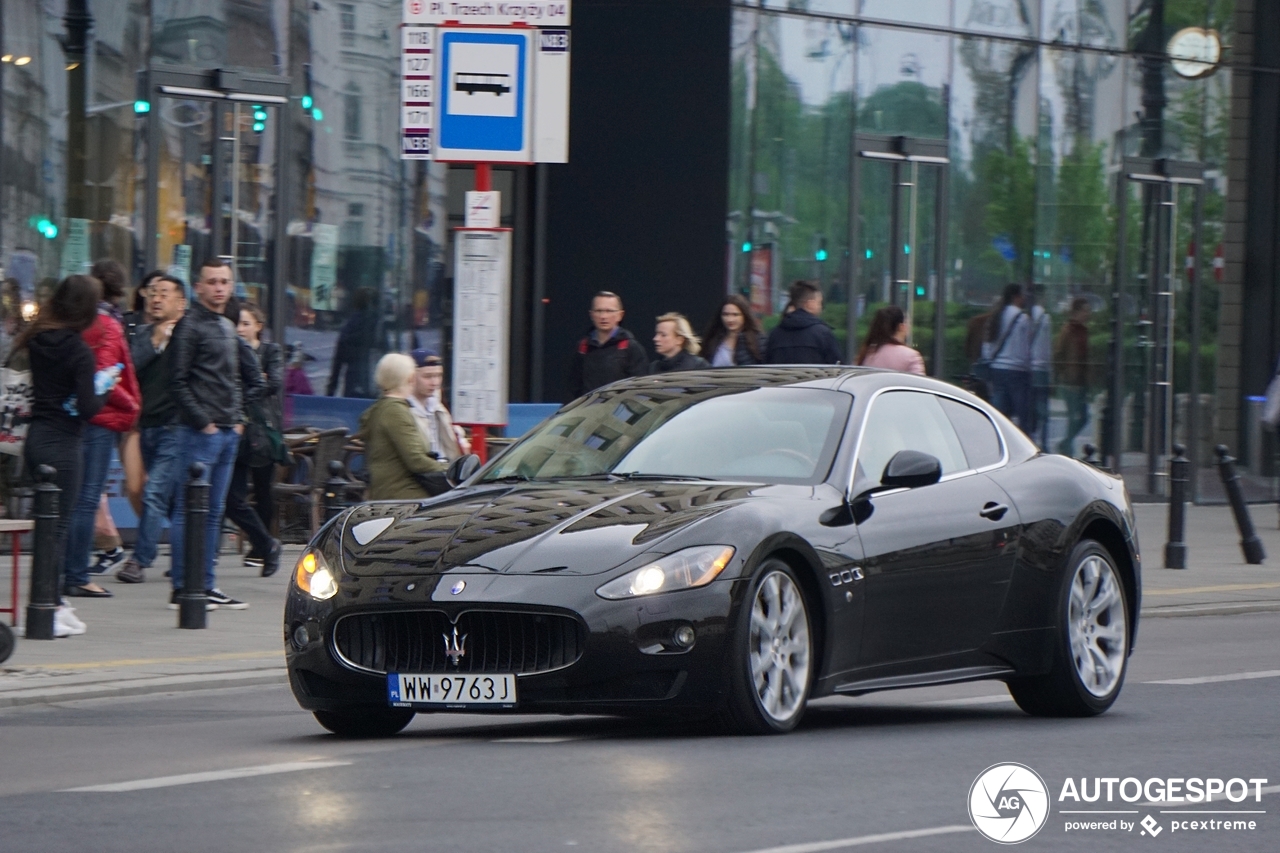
[857,391,969,484]
[939,398,1004,470]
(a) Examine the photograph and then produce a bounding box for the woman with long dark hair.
[227,302,283,576]
[856,305,925,375]
[14,276,119,633]
[701,294,762,367]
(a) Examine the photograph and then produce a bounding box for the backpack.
[0,349,33,457]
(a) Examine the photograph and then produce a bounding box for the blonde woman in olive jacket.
[359,354,446,501]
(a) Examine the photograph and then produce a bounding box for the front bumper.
[285,572,744,716]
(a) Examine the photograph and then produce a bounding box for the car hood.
[337,481,761,577]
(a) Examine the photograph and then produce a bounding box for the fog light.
[293,624,309,648]
[672,625,696,649]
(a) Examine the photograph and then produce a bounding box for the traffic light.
[741,241,752,253]
[865,249,873,259]
[301,94,313,110]
[252,105,267,133]
[30,216,58,239]
[133,99,150,114]
[813,235,828,262]
[916,285,926,297]
[312,107,324,121]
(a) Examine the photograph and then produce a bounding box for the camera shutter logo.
[968,763,1051,844]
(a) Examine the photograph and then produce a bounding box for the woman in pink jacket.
[856,305,925,375]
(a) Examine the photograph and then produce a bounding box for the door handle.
[979,502,1009,521]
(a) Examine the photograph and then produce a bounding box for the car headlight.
[294,548,338,601]
[596,545,735,600]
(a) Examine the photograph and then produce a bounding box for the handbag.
[241,401,287,468]
[0,357,33,457]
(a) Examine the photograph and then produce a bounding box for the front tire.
[720,559,814,734]
[1008,539,1130,717]
[313,707,415,738]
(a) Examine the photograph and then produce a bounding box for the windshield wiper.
[481,474,534,484]
[608,472,717,482]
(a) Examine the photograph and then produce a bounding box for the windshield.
[482,386,851,484]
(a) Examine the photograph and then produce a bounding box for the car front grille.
[332,610,584,675]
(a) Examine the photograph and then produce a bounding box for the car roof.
[603,366,970,396]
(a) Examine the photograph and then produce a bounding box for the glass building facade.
[727,0,1242,497]
[0,0,514,399]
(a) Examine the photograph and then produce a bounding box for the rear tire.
[720,558,814,735]
[313,707,415,738]
[1008,539,1129,717]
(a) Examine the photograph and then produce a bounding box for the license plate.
[388,673,517,709]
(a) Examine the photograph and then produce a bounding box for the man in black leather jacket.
[166,260,265,611]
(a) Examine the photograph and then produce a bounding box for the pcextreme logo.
[969,763,1051,844]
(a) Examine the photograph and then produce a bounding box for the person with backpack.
[983,283,1033,430]
[13,275,121,634]
[568,291,649,399]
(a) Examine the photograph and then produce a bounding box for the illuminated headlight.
[596,546,735,600]
[294,549,338,601]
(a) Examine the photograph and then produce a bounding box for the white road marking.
[491,736,582,743]
[60,760,351,793]
[733,825,974,853]
[1144,669,1280,685]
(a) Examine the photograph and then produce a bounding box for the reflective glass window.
[939,397,1004,469]
[858,391,969,483]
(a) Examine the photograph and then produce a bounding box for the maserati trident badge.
[443,627,468,666]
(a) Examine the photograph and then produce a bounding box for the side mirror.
[446,454,481,488]
[880,450,942,490]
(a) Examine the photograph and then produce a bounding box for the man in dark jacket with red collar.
[568,291,649,399]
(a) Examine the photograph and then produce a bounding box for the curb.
[0,668,287,709]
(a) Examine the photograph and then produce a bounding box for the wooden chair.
[272,427,349,538]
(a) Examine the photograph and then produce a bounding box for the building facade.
[2,0,1278,499]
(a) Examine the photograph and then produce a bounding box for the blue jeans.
[132,425,186,568]
[63,424,119,588]
[169,426,241,591]
[990,368,1032,432]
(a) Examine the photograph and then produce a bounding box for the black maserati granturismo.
[285,367,1140,736]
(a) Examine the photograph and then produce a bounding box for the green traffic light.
[311,107,324,121]
[301,95,313,110]
[133,100,151,114]
[741,241,752,253]
[252,121,266,132]
[36,218,58,239]
[865,249,873,259]
[916,285,926,297]
[815,249,828,262]
[253,107,267,121]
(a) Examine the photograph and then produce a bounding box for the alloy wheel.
[748,570,811,722]
[1067,554,1128,697]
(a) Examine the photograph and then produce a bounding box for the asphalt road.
[1,613,1276,853]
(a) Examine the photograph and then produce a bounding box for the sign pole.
[466,161,492,464]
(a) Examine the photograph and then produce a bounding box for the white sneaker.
[54,606,87,637]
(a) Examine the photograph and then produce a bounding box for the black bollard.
[1215,445,1265,565]
[178,463,209,629]
[324,460,348,521]
[1082,444,1097,466]
[1164,444,1189,569]
[25,465,61,640]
